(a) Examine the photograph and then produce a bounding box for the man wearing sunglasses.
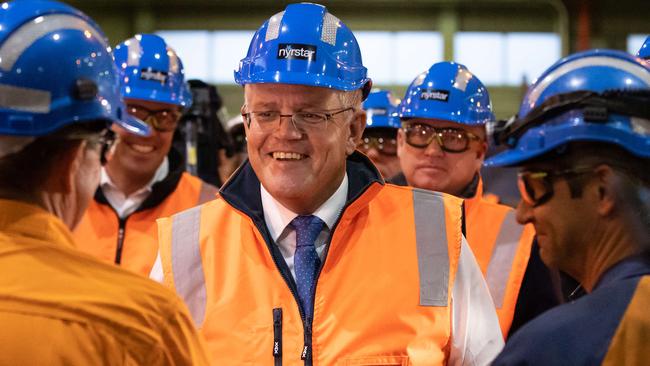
[74,34,218,276]
[489,49,650,365]
[358,89,402,179]
[392,61,560,338]
[153,3,503,364]
[0,1,209,364]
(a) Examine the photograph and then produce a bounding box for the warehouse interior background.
[68,0,650,120]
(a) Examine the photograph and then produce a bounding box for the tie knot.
[290,215,324,248]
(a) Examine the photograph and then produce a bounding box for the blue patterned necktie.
[290,215,325,319]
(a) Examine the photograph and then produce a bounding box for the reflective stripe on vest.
[485,210,525,308]
[412,188,450,307]
[170,205,207,326]
[197,182,218,204]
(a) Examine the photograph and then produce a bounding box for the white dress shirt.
[260,173,503,366]
[101,157,169,218]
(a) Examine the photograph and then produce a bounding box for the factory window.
[454,32,561,86]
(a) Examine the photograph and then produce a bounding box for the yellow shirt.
[0,199,210,365]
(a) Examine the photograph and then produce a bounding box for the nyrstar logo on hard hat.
[277,43,317,61]
[140,68,168,84]
[420,89,450,102]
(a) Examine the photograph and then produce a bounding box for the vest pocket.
[339,355,410,365]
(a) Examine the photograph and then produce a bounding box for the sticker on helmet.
[140,68,168,84]
[277,44,317,61]
[420,89,450,102]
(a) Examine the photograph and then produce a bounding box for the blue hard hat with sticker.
[397,61,494,126]
[234,3,371,99]
[114,33,192,108]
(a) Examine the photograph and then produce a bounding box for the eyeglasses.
[402,123,481,153]
[242,107,354,132]
[126,104,182,132]
[358,135,397,156]
[518,166,594,207]
[67,129,116,166]
[88,129,116,166]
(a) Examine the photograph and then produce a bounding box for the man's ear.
[42,141,85,194]
[396,128,405,158]
[593,165,617,217]
[346,109,366,155]
[474,140,488,171]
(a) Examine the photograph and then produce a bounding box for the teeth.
[272,152,304,160]
[131,144,154,153]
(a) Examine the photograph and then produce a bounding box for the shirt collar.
[594,255,650,290]
[261,173,349,242]
[0,199,75,249]
[100,156,169,195]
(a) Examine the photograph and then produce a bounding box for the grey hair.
[337,89,363,108]
[0,136,35,159]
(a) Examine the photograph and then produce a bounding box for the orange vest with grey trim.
[464,177,535,337]
[73,172,218,276]
[157,160,464,365]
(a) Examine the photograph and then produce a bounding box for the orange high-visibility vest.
[73,172,217,276]
[464,177,535,337]
[158,181,464,365]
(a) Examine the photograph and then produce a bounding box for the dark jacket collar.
[94,147,186,213]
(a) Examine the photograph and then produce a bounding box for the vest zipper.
[301,184,376,366]
[301,319,312,363]
[262,241,309,363]
[273,308,283,366]
[253,182,376,366]
[114,218,127,264]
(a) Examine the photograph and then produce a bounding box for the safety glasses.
[66,128,116,166]
[357,135,398,156]
[402,122,480,153]
[126,104,182,132]
[517,166,595,207]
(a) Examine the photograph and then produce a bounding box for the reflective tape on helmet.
[125,37,143,67]
[0,14,107,72]
[453,68,472,92]
[265,11,284,42]
[527,56,650,108]
[167,47,179,73]
[320,12,339,46]
[0,83,51,113]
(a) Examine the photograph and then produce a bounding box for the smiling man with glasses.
[154,3,503,365]
[488,49,650,366]
[73,33,218,277]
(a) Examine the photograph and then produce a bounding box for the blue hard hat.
[638,35,650,60]
[362,89,400,129]
[114,34,192,108]
[397,61,495,126]
[485,49,650,167]
[0,0,149,137]
[234,3,371,99]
